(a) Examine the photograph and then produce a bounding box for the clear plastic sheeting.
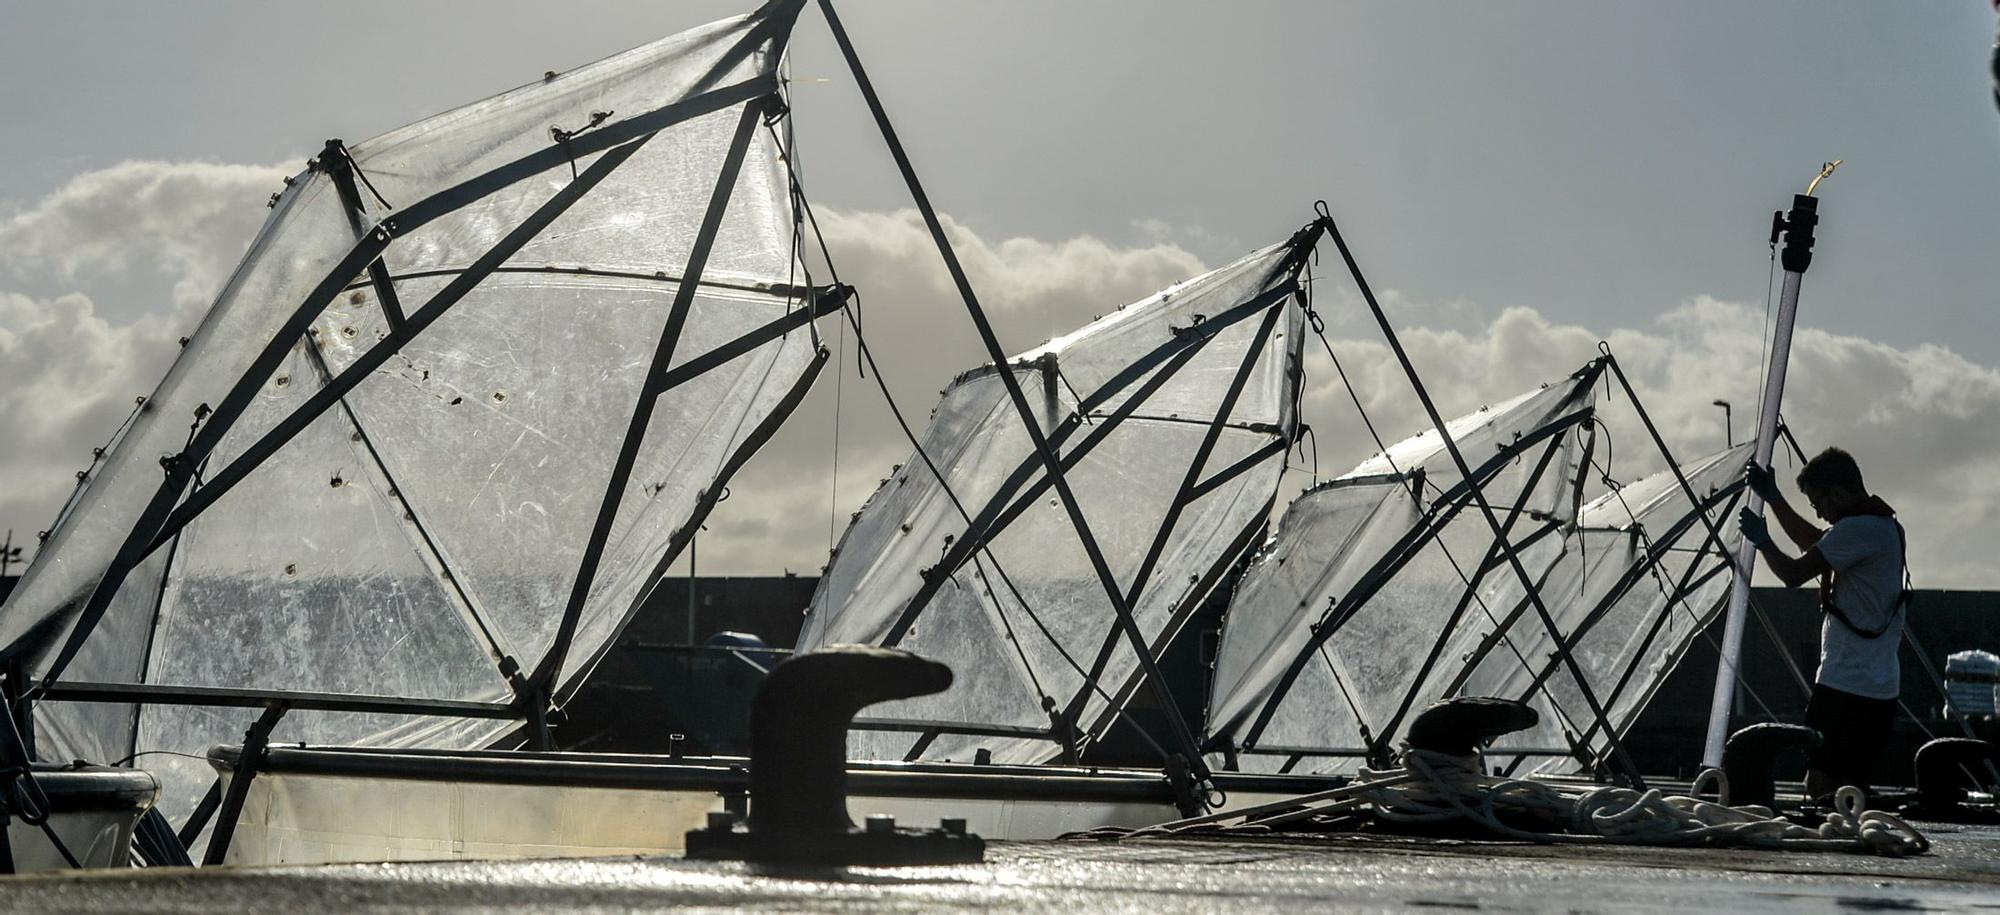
[0,5,817,823]
[1475,443,1751,776]
[798,242,1308,765]
[1206,372,1600,775]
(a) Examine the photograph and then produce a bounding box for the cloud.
[690,207,1211,576]
[4,160,1997,594]
[1292,294,2000,588]
[0,160,288,319]
[0,161,288,552]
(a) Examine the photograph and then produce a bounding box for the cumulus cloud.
[0,160,288,319]
[693,207,1210,575]
[1288,293,2000,588]
[4,160,1996,595]
[0,161,286,554]
[707,212,2000,590]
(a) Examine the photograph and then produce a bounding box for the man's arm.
[1739,508,1833,587]
[1754,540,1833,588]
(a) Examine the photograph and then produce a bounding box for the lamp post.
[1713,400,1733,449]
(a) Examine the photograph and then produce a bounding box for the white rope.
[1078,748,1928,857]
[1356,749,1928,857]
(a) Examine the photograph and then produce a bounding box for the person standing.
[1737,448,1908,803]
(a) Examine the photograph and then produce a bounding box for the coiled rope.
[1069,747,1928,857]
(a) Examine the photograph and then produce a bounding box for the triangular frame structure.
[0,1,842,834]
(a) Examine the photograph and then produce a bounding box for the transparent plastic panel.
[557,304,819,692]
[1008,424,1281,748]
[317,277,813,683]
[1206,482,1406,747]
[1205,372,1597,762]
[801,242,1305,764]
[349,12,775,261]
[149,345,499,700]
[1516,444,1748,772]
[29,548,173,767]
[0,175,357,658]
[372,102,793,303]
[0,7,798,790]
[1017,244,1295,425]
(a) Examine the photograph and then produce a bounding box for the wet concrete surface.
[6,825,2000,913]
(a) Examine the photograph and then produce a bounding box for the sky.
[2,1,1998,588]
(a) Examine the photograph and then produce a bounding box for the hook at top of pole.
[1805,159,1842,197]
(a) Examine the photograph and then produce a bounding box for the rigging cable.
[1590,461,1781,722]
[1297,265,1592,748]
[773,128,1171,762]
[1583,445,1789,720]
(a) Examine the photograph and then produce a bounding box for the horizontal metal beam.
[344,265,813,301]
[40,681,519,719]
[850,716,1059,741]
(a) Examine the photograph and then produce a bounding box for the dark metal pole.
[321,139,408,329]
[1319,211,1646,788]
[530,98,772,698]
[1058,305,1283,730]
[201,702,288,866]
[816,0,1212,780]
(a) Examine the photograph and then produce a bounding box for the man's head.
[1795,447,1870,522]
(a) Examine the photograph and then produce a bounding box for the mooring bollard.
[1404,697,1541,757]
[1912,737,1999,813]
[684,645,985,866]
[1723,722,1820,810]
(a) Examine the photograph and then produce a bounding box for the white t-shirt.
[1811,514,1904,700]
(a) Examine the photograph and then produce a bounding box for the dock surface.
[7,825,2000,913]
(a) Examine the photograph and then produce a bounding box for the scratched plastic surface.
[797,243,1306,765]
[8,831,2000,914]
[2,5,815,830]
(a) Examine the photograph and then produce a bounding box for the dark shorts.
[1804,683,1897,790]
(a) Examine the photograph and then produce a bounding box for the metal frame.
[1362,426,1584,761]
[880,281,1301,646]
[820,0,1258,781]
[21,6,834,760]
[1224,402,1595,750]
[34,69,783,688]
[1506,483,1747,708]
[1316,212,1645,786]
[1056,304,1285,728]
[843,264,1313,764]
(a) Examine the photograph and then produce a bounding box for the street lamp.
[1712,400,1733,449]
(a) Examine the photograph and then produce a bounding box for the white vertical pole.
[1702,187,1825,768]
